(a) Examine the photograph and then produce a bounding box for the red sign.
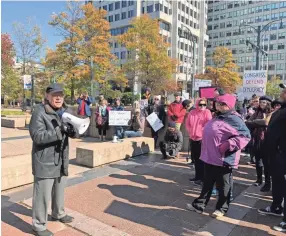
[199,87,216,99]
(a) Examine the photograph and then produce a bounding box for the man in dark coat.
[258,83,286,233]
[159,121,183,159]
[29,83,76,236]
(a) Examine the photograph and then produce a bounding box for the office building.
[207,1,286,81]
[93,0,208,94]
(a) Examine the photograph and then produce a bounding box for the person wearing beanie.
[271,99,282,112]
[246,95,273,192]
[112,98,125,139]
[187,94,250,218]
[211,87,225,115]
[167,92,186,131]
[159,121,183,159]
[258,84,286,232]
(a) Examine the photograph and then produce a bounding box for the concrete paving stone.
[54,227,87,236]
[229,199,285,236]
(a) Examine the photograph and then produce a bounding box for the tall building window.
[142,7,145,14]
[164,6,168,14]
[108,15,113,22]
[128,10,134,18]
[271,3,279,10]
[122,1,127,8]
[147,5,153,13]
[186,6,189,14]
[115,14,120,21]
[121,51,126,59]
[115,1,120,10]
[155,3,159,11]
[103,5,107,10]
[129,1,134,6]
[114,42,118,48]
[109,3,113,11]
[182,4,185,11]
[122,12,126,19]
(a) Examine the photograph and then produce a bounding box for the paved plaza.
[1,127,285,236]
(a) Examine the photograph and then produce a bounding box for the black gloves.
[62,123,76,138]
[171,115,178,121]
[51,119,76,138]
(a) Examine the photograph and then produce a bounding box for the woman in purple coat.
[187,94,251,218]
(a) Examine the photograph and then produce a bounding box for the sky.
[1,1,71,59]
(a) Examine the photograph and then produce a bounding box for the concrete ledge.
[76,137,154,168]
[1,154,33,191]
[1,117,27,128]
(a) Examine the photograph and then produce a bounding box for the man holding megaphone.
[29,83,77,236]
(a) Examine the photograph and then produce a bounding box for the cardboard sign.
[109,111,131,126]
[199,87,216,99]
[146,112,164,132]
[243,70,267,99]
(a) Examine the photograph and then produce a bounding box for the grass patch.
[1,110,26,116]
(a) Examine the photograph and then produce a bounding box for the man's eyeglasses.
[198,103,206,107]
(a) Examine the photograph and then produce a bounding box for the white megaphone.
[62,112,90,136]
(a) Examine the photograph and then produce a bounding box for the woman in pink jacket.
[186,98,212,185]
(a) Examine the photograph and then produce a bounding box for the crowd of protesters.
[74,85,286,233]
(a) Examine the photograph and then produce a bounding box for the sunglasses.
[199,103,207,107]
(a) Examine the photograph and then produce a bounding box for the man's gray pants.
[32,176,66,232]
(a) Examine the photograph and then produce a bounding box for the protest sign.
[199,87,216,99]
[243,70,267,99]
[22,75,32,90]
[146,112,164,132]
[109,111,131,126]
[194,80,212,91]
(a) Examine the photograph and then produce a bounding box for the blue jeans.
[124,131,143,138]
[114,126,124,139]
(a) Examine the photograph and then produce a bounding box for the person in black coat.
[147,96,166,148]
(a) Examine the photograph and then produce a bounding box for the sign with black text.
[243,70,267,98]
[109,111,131,126]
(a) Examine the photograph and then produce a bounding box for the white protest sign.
[109,111,131,126]
[182,92,189,101]
[194,80,212,91]
[22,75,32,90]
[243,70,267,99]
[146,112,164,132]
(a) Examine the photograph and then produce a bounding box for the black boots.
[254,166,263,186]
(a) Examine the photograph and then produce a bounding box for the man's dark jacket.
[29,103,70,178]
[164,129,183,152]
[264,102,286,174]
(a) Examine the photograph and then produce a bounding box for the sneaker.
[194,180,203,186]
[258,206,283,217]
[211,189,218,196]
[188,161,195,166]
[273,221,286,232]
[211,210,225,218]
[260,183,271,192]
[186,203,203,214]
[253,180,263,187]
[52,215,74,223]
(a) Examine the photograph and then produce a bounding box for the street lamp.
[178,25,196,98]
[239,18,283,70]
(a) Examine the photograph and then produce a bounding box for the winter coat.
[129,115,144,132]
[29,103,71,178]
[245,109,272,153]
[77,97,92,117]
[95,105,110,128]
[263,102,286,173]
[112,105,124,111]
[185,99,212,141]
[167,101,186,124]
[200,110,251,169]
[148,104,166,127]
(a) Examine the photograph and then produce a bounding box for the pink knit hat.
[216,94,236,109]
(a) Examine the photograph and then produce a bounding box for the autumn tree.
[46,2,126,102]
[117,14,177,94]
[1,33,22,103]
[196,46,241,93]
[266,75,283,99]
[12,18,45,75]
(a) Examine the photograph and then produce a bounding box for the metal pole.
[191,40,196,98]
[256,26,261,70]
[90,57,94,103]
[31,73,35,111]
